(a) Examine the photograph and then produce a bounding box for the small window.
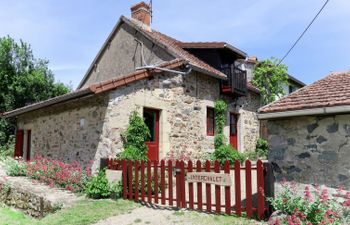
[207,107,215,136]
[289,85,296,94]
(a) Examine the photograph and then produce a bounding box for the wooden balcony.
[220,65,247,96]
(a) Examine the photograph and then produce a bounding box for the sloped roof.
[178,42,247,57]
[125,17,228,79]
[2,59,186,118]
[78,16,243,88]
[259,71,350,113]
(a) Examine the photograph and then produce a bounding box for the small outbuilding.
[259,71,350,188]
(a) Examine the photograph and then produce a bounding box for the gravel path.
[94,203,266,225]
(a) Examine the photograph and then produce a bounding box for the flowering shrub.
[85,169,111,199]
[3,157,26,176]
[268,181,350,225]
[26,156,91,192]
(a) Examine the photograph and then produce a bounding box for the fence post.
[196,160,202,211]
[234,160,241,216]
[245,160,253,218]
[263,161,275,216]
[188,160,194,210]
[134,161,139,202]
[257,160,265,220]
[224,161,231,215]
[122,160,127,199]
[205,160,211,212]
[175,161,181,208]
[214,161,221,214]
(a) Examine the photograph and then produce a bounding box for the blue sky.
[0,0,349,89]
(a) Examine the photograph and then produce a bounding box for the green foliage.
[255,138,268,158]
[85,170,111,199]
[2,157,26,176]
[119,110,150,161]
[211,145,243,165]
[211,100,241,165]
[0,137,14,160]
[214,134,226,150]
[240,151,259,161]
[0,36,70,147]
[214,100,227,135]
[268,183,346,225]
[118,146,148,161]
[213,100,227,151]
[252,57,289,105]
[110,181,123,199]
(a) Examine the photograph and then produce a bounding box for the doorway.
[143,108,160,161]
[229,113,239,151]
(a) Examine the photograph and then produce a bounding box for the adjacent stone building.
[259,71,350,188]
[2,2,269,171]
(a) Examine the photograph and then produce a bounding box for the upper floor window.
[207,107,215,136]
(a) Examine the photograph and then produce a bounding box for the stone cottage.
[259,71,350,188]
[1,2,299,171]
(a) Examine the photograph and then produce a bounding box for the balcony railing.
[220,65,247,96]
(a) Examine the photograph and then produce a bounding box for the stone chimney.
[131,2,151,26]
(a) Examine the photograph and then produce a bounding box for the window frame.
[206,107,215,136]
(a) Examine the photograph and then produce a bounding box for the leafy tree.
[252,57,289,105]
[0,36,70,146]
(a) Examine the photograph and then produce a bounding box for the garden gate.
[108,159,274,220]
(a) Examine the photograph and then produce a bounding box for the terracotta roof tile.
[2,59,186,118]
[259,71,350,113]
[90,59,186,93]
[125,17,227,79]
[144,30,227,79]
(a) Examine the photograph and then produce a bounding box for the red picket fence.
[108,159,273,220]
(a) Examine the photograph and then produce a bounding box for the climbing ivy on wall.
[214,100,227,150]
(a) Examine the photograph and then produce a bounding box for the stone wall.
[80,22,174,88]
[0,182,57,217]
[266,114,350,188]
[17,94,109,171]
[17,71,261,171]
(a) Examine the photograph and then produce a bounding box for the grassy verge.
[0,199,136,225]
[0,205,34,225]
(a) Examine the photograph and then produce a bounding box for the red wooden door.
[229,113,238,150]
[14,130,24,158]
[143,108,160,161]
[26,130,31,161]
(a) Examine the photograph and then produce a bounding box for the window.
[207,107,215,136]
[289,85,296,94]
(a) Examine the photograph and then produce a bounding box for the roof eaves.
[223,43,247,58]
[1,88,94,118]
[189,63,226,80]
[2,59,187,118]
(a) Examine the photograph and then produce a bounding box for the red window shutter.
[207,107,215,136]
[14,130,24,158]
[26,130,31,161]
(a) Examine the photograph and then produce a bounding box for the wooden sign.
[186,172,232,186]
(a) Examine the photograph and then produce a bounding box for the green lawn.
[0,199,136,225]
[0,200,265,225]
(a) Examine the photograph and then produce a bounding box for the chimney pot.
[131,2,151,26]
